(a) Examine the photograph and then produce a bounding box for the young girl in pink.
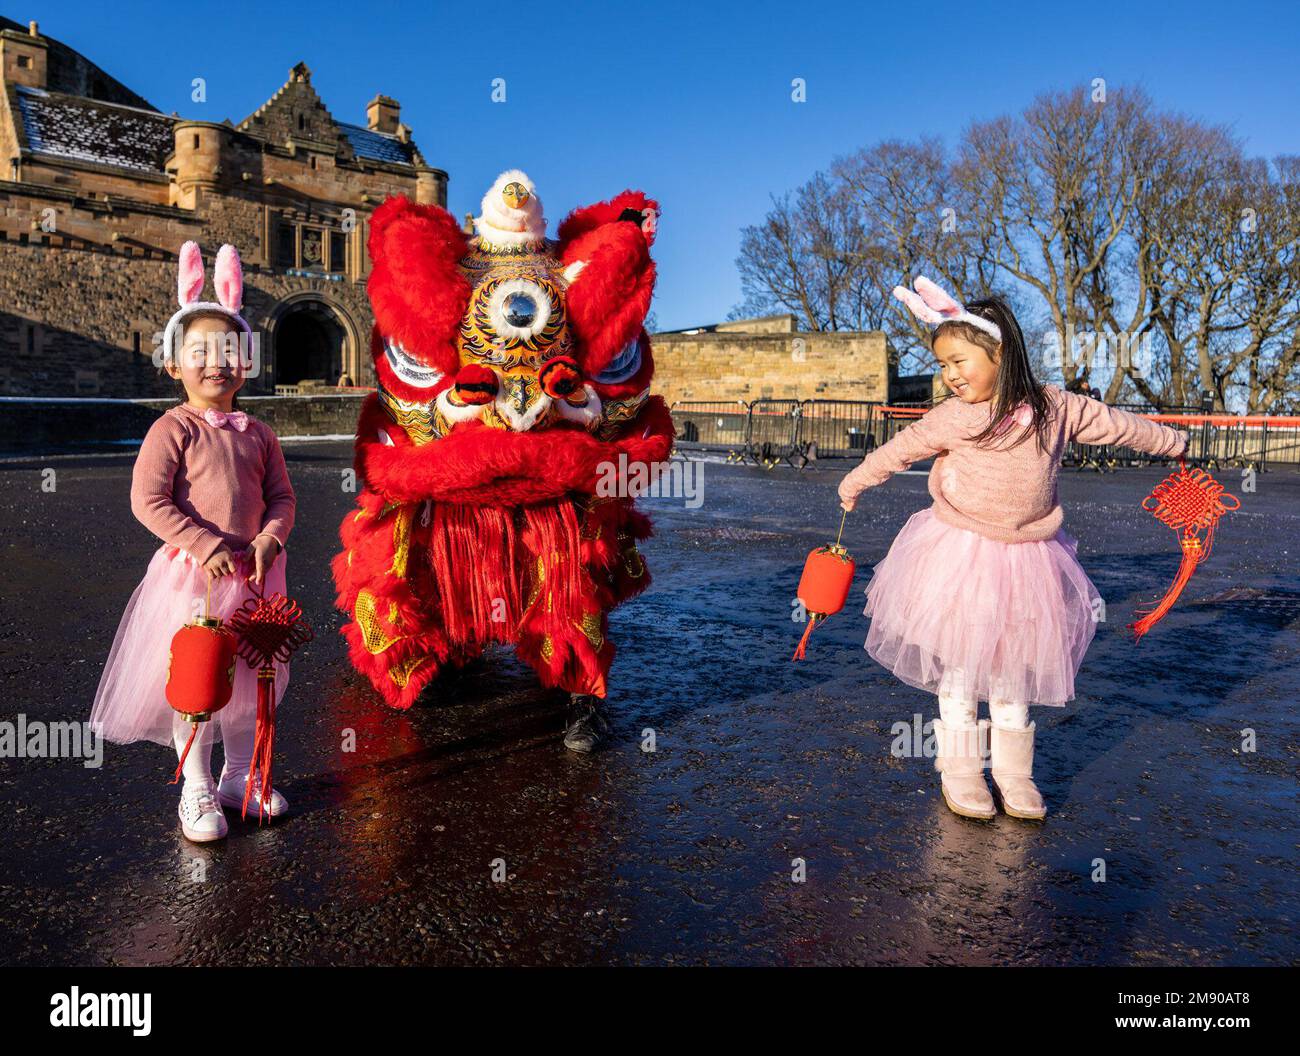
[90,242,296,843]
[839,277,1187,821]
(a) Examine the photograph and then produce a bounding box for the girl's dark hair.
[933,296,1049,452]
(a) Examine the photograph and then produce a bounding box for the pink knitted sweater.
[840,386,1188,543]
[130,404,296,563]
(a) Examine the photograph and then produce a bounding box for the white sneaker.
[217,770,289,819]
[178,781,228,842]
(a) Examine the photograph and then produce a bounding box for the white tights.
[937,694,1029,730]
[172,713,254,788]
[936,668,1030,731]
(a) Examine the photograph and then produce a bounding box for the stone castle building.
[0,18,447,397]
[651,314,935,406]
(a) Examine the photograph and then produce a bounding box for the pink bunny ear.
[913,275,963,317]
[892,284,945,325]
[177,241,204,307]
[213,244,243,313]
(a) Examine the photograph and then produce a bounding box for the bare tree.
[733,82,1300,412]
[732,173,871,331]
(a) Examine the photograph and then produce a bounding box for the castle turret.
[169,121,233,210]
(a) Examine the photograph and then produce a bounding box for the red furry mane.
[559,191,659,378]
[367,196,471,379]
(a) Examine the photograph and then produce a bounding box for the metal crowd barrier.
[669,398,1300,472]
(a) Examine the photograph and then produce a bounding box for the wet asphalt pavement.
[0,442,1296,966]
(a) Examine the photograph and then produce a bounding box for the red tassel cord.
[1129,461,1239,641]
[170,722,199,785]
[791,615,821,662]
[242,665,276,822]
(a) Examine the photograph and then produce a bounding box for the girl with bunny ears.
[838,277,1188,821]
[90,242,297,843]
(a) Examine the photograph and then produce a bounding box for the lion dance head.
[332,169,674,710]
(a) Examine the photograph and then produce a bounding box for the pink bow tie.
[203,408,249,431]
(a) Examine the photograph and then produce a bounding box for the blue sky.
[34,0,1300,330]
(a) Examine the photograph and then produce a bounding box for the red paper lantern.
[165,616,236,783]
[792,543,856,661]
[166,617,237,720]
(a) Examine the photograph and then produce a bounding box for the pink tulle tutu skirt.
[90,545,289,749]
[863,508,1100,706]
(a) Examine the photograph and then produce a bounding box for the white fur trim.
[944,312,1002,342]
[473,168,547,247]
[553,385,602,430]
[562,260,587,284]
[486,278,552,341]
[436,387,487,423]
[383,338,445,389]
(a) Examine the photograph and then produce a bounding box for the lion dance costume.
[332,170,673,746]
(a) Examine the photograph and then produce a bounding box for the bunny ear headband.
[892,275,1002,343]
[162,241,252,362]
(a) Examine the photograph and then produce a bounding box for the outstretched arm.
[1063,390,1187,458]
[838,401,957,505]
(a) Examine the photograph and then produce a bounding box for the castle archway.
[266,293,363,390]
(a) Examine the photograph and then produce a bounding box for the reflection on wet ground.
[0,445,1295,964]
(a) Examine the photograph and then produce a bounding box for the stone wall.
[0,231,378,398]
[651,328,909,406]
[0,392,368,454]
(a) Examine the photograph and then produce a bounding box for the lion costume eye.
[383,338,445,388]
[487,278,552,341]
[595,335,644,384]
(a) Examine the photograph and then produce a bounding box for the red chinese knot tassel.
[227,584,312,823]
[242,665,277,821]
[1129,460,1239,641]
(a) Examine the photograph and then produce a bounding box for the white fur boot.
[990,722,1047,820]
[933,719,995,820]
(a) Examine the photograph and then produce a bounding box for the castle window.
[193,134,200,149]
[17,55,31,69]
[298,113,305,132]
[329,231,345,275]
[275,220,295,268]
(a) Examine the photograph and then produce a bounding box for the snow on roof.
[14,84,172,173]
